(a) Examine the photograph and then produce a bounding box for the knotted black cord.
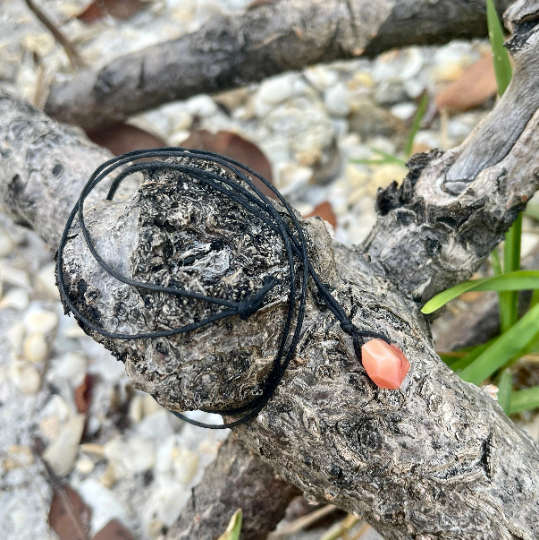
[57,147,390,429]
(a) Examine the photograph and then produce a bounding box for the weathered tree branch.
[44,0,514,132]
[2,3,539,538]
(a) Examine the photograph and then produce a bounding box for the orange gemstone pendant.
[361,339,410,389]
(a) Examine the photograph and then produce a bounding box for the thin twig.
[23,0,85,69]
[349,522,371,540]
[268,505,338,538]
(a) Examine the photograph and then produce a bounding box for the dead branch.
[23,0,85,69]
[44,0,514,132]
[2,3,539,538]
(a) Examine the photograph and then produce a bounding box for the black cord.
[57,148,390,429]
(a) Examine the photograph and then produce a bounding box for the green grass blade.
[405,93,429,157]
[218,509,242,540]
[486,0,513,96]
[459,302,539,385]
[501,214,522,331]
[496,369,512,413]
[490,248,502,276]
[421,270,539,314]
[509,386,539,414]
[450,339,496,372]
[531,289,539,310]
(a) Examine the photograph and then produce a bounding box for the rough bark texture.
[44,0,513,132]
[1,3,539,539]
[166,434,300,540]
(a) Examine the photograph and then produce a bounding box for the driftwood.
[2,2,539,538]
[44,0,514,132]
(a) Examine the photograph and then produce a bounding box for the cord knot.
[340,319,357,335]
[237,276,278,320]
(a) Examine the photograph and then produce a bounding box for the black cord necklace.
[57,148,391,429]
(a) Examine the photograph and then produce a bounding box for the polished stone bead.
[361,339,410,389]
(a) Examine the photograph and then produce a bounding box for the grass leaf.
[351,148,406,167]
[218,509,242,540]
[509,386,539,414]
[496,369,512,413]
[459,303,539,385]
[501,214,522,332]
[486,0,513,96]
[421,270,539,314]
[405,93,429,157]
[450,339,496,372]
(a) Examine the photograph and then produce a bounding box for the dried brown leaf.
[76,0,148,24]
[179,130,275,198]
[74,374,93,414]
[49,485,91,540]
[435,55,497,113]
[304,201,337,229]
[87,124,166,156]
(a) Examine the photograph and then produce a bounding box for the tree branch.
[44,0,514,132]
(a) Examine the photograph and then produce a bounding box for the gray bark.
[44,0,513,132]
[1,2,539,538]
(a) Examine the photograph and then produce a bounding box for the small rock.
[24,308,58,334]
[345,164,369,190]
[79,478,133,536]
[3,445,34,470]
[276,163,313,194]
[104,436,155,478]
[40,415,60,443]
[390,102,417,121]
[142,393,163,417]
[42,394,72,423]
[76,456,95,475]
[324,83,350,117]
[80,443,106,459]
[171,110,193,132]
[304,66,339,91]
[0,264,30,288]
[350,71,374,89]
[374,80,408,107]
[252,94,275,118]
[184,95,218,117]
[7,322,26,355]
[43,414,86,476]
[173,447,200,485]
[432,61,465,83]
[0,227,14,257]
[373,48,423,83]
[36,263,59,300]
[257,74,296,105]
[349,101,406,142]
[213,87,249,111]
[482,384,499,401]
[128,394,143,424]
[21,32,56,56]
[23,333,49,364]
[11,362,41,394]
[404,78,425,99]
[152,477,189,526]
[50,352,87,382]
[0,288,30,310]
